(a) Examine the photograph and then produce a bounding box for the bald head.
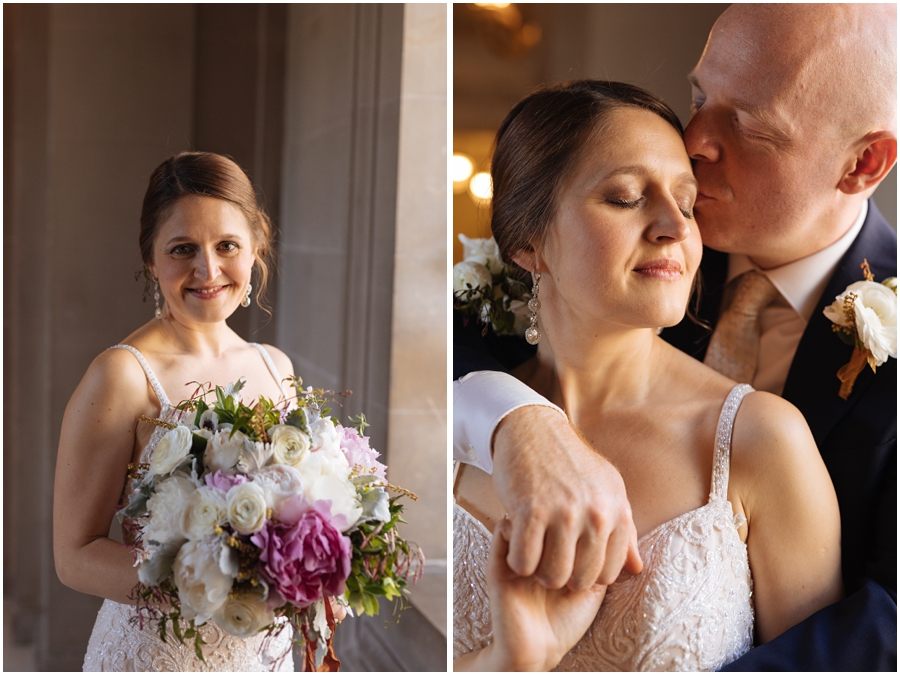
[714,4,896,141]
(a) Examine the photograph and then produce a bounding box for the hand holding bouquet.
[119,378,421,669]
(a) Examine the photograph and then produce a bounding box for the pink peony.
[338,425,386,478]
[251,502,351,608]
[205,470,248,492]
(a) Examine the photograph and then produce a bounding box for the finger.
[487,518,514,585]
[622,526,644,575]
[566,525,606,592]
[596,517,629,586]
[506,510,545,577]
[534,517,578,590]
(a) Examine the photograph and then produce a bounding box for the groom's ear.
[511,246,537,273]
[838,131,897,195]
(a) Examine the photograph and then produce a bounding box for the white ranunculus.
[309,417,341,454]
[173,539,234,625]
[213,593,275,638]
[453,261,492,295]
[144,474,195,546]
[824,280,897,365]
[297,448,361,531]
[205,429,246,474]
[150,426,193,475]
[181,486,228,541]
[253,464,305,513]
[458,233,503,272]
[269,424,311,467]
[226,482,268,535]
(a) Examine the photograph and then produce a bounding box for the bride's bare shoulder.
[71,346,153,413]
[259,343,295,379]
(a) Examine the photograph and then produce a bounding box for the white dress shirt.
[453,203,868,474]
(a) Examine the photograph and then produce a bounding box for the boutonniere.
[823,259,897,399]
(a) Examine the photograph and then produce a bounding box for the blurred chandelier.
[466,3,541,58]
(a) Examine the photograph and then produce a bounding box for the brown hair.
[139,152,274,308]
[491,80,684,275]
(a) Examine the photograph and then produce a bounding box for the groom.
[454,4,897,670]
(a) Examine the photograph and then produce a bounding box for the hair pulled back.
[140,151,274,306]
[491,80,683,276]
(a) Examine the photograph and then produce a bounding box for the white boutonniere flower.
[823,259,897,399]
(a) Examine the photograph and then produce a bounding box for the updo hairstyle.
[491,80,684,277]
[139,152,274,307]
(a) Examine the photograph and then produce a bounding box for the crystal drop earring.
[154,279,163,320]
[242,282,252,308]
[525,271,541,345]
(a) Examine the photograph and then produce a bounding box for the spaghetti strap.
[710,383,754,500]
[106,344,172,411]
[249,343,288,398]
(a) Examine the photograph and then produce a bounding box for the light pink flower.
[338,425,386,478]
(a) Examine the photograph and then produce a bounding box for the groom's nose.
[684,108,721,164]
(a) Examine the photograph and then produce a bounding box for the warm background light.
[451,153,475,191]
[469,171,493,200]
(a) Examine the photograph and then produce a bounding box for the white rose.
[453,261,492,295]
[204,430,246,474]
[144,474,194,546]
[172,539,233,625]
[253,464,305,513]
[181,486,228,541]
[297,448,361,531]
[458,233,503,272]
[226,482,268,535]
[213,593,275,638]
[150,426,193,475]
[269,425,311,467]
[309,417,341,454]
[824,280,897,365]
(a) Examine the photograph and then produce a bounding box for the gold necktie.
[704,270,780,383]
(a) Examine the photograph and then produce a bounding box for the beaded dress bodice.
[453,384,755,672]
[83,344,294,672]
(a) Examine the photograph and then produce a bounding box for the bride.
[53,152,296,671]
[453,81,843,671]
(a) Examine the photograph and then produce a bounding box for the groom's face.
[683,9,844,269]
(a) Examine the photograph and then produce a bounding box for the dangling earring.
[153,278,163,320]
[525,271,541,345]
[242,282,252,308]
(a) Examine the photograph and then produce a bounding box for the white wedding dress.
[453,383,755,672]
[83,344,295,672]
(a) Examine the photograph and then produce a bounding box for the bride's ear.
[511,245,537,274]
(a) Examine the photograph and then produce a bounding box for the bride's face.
[528,107,702,333]
[148,195,256,325]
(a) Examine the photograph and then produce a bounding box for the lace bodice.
[453,384,755,672]
[83,344,294,672]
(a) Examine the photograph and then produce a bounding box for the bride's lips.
[186,284,231,300]
[633,259,683,280]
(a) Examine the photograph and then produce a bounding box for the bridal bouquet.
[453,234,533,336]
[119,378,421,670]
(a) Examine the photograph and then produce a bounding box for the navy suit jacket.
[454,200,897,670]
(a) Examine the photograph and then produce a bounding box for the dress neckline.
[455,383,754,546]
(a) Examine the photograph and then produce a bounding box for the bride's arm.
[53,349,153,604]
[730,392,844,644]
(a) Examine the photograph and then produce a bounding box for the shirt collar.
[726,200,868,321]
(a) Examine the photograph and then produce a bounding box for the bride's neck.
[153,315,240,357]
[523,324,662,423]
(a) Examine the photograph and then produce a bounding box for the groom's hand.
[492,406,643,590]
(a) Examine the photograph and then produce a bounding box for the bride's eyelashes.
[605,196,695,220]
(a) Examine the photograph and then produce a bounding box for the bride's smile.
[149,194,256,324]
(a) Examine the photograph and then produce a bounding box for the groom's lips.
[633,259,683,280]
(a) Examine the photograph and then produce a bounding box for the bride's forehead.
[155,196,251,240]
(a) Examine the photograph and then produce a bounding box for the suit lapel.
[781,202,897,446]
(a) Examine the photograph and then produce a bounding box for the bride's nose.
[193,249,220,281]
[645,197,692,244]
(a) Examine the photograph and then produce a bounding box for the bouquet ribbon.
[303,600,341,672]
